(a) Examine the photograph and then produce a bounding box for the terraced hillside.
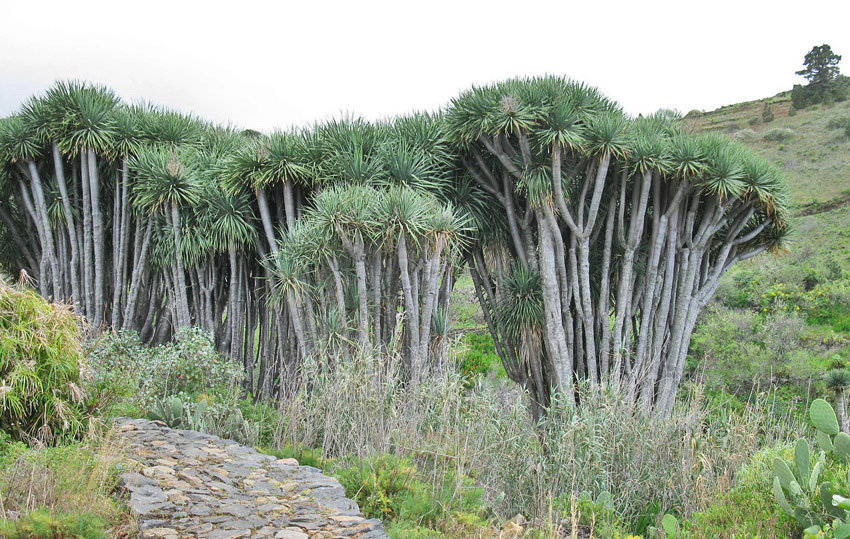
[686,94,850,399]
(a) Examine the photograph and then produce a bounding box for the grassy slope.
[687,94,850,205]
[691,92,850,298]
[687,94,850,397]
[691,93,850,300]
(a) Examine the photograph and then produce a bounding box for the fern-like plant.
[0,276,87,442]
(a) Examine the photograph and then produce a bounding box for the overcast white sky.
[2,0,849,131]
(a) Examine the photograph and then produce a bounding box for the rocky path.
[115,419,387,539]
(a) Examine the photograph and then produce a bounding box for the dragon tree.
[445,77,788,416]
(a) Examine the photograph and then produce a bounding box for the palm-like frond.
[496,263,544,337]
[131,147,200,212]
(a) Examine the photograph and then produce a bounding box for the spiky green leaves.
[0,116,43,162]
[58,83,119,154]
[585,112,629,160]
[497,264,544,338]
[264,132,312,187]
[201,185,257,251]
[446,76,615,147]
[827,368,850,391]
[131,147,200,213]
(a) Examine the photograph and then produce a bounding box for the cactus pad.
[774,458,797,491]
[795,439,810,484]
[773,476,795,516]
[661,514,679,538]
[810,398,840,435]
[835,432,850,461]
[816,430,834,452]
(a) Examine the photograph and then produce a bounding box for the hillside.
[685,94,850,400]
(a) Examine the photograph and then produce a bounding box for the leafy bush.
[763,102,775,123]
[682,485,797,537]
[86,327,244,411]
[763,127,795,141]
[457,332,503,383]
[0,278,87,442]
[731,128,757,141]
[791,76,850,109]
[0,428,27,468]
[827,117,850,138]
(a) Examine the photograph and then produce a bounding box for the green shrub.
[827,117,850,138]
[792,76,850,109]
[683,485,797,537]
[0,508,107,539]
[763,127,795,141]
[763,102,775,123]
[731,128,757,141]
[457,332,503,383]
[333,454,487,535]
[0,279,87,442]
[551,490,633,537]
[86,327,244,410]
[0,428,28,468]
[335,454,421,521]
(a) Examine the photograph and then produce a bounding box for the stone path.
[115,419,387,539]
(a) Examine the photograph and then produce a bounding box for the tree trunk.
[52,143,81,311]
[170,201,192,328]
[87,149,105,327]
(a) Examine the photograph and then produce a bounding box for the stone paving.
[115,419,387,539]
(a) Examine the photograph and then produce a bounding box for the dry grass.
[269,354,803,530]
[0,427,136,537]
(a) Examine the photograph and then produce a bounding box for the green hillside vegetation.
[683,94,850,410]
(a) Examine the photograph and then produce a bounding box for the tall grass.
[0,428,135,537]
[270,354,803,530]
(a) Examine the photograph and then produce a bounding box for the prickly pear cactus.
[836,433,850,461]
[773,398,850,535]
[811,398,840,436]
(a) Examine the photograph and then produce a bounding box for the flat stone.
[141,527,178,538]
[220,520,255,530]
[274,530,308,539]
[187,504,213,516]
[219,504,251,518]
[208,530,250,539]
